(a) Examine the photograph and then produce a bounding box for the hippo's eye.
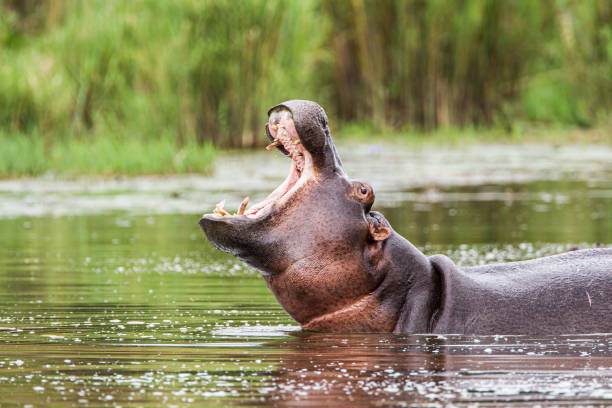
[360,187,368,195]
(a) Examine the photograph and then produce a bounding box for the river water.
[0,143,611,406]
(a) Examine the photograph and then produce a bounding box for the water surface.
[0,144,610,406]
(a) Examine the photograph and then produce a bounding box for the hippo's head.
[200,100,434,332]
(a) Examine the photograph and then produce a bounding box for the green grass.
[2,0,611,153]
[0,0,324,151]
[0,0,610,178]
[0,133,48,176]
[0,134,215,178]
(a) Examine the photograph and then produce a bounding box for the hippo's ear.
[368,222,390,241]
[365,212,391,268]
[367,212,391,242]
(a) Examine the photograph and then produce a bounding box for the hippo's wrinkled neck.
[294,233,438,333]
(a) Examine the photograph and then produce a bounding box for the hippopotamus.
[200,100,612,335]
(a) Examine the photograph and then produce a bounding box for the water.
[0,144,611,406]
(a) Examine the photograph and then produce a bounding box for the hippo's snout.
[199,214,231,252]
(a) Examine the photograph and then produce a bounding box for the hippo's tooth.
[293,139,301,145]
[213,208,229,216]
[237,196,249,215]
[266,139,282,150]
[214,199,229,216]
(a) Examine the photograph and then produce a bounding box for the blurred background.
[0,3,611,404]
[1,0,611,176]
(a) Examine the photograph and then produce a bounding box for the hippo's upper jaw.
[199,100,345,270]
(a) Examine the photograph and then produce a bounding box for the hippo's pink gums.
[200,100,612,335]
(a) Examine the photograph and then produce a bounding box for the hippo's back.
[465,247,612,278]
[458,248,612,334]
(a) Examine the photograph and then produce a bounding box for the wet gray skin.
[200,100,612,335]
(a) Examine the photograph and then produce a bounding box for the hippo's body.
[200,100,612,335]
[425,250,611,334]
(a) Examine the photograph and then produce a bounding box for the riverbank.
[1,125,610,178]
[0,135,216,178]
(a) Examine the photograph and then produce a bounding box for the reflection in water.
[261,332,612,406]
[1,331,610,406]
[0,178,610,406]
[383,180,611,246]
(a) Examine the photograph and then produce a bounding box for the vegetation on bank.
[0,133,215,177]
[0,0,610,177]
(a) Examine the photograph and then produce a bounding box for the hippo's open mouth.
[202,107,315,221]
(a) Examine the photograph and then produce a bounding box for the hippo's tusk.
[266,139,282,150]
[237,197,249,215]
[214,199,229,216]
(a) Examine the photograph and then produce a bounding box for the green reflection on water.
[384,180,610,245]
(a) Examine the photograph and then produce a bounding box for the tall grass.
[0,133,215,177]
[0,0,323,143]
[0,0,324,176]
[0,0,610,178]
[0,132,47,176]
[322,0,612,131]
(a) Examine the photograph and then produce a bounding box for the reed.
[322,0,611,131]
[0,0,610,177]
